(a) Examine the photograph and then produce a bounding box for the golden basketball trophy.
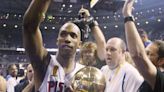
[71,66,106,92]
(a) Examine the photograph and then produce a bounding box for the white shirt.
[101,62,144,92]
[39,55,85,92]
[6,75,19,92]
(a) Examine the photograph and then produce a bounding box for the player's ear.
[78,41,82,49]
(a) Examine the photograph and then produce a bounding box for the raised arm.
[122,0,157,89]
[23,0,52,68]
[23,1,52,88]
[91,23,106,61]
[78,8,106,61]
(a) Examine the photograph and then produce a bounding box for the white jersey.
[39,55,85,92]
[101,62,144,92]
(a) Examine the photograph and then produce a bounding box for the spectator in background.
[79,42,97,66]
[123,0,164,91]
[0,75,6,92]
[138,40,164,92]
[138,28,152,47]
[22,80,34,92]
[79,42,105,69]
[6,64,19,92]
[15,64,34,92]
[146,40,164,72]
[101,37,144,92]
[0,64,4,76]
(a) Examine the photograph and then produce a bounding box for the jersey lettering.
[48,81,65,92]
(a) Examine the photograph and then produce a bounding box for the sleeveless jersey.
[38,55,85,92]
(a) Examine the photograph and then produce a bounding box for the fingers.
[125,0,135,8]
[122,0,135,17]
[78,7,90,18]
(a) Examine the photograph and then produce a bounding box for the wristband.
[89,20,99,28]
[124,16,134,23]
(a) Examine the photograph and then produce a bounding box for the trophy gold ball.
[71,66,106,92]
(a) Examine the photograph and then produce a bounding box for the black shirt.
[139,80,153,92]
[153,69,164,92]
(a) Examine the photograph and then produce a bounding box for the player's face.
[105,39,123,69]
[57,23,81,55]
[146,43,159,67]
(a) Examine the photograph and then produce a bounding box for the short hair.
[107,37,127,53]
[7,64,17,74]
[7,64,16,70]
[119,39,127,53]
[153,40,164,59]
[59,21,81,38]
[80,42,97,57]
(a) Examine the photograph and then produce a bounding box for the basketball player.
[23,0,85,91]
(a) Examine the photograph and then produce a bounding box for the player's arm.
[122,0,157,89]
[23,0,52,68]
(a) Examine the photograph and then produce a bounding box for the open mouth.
[107,57,111,60]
